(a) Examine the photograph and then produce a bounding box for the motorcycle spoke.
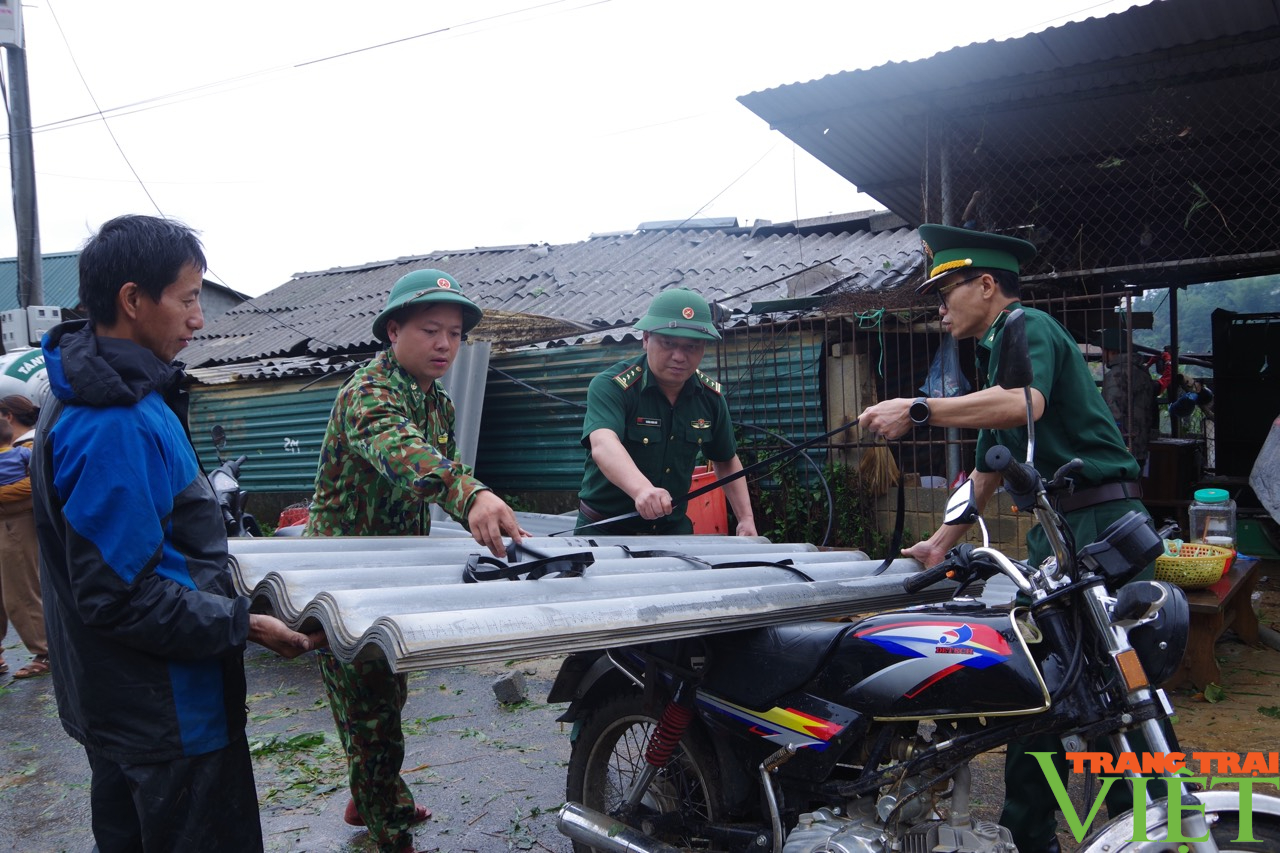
[573,702,718,850]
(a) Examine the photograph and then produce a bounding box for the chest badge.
[690,418,711,429]
[635,417,661,428]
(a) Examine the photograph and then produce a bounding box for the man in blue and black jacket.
[31,214,323,853]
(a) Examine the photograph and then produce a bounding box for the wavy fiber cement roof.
[185,217,921,366]
[227,533,952,672]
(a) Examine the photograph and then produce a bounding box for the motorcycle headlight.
[1127,581,1189,686]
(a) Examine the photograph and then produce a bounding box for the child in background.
[0,394,48,679]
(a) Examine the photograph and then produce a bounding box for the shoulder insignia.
[696,370,722,395]
[613,364,643,390]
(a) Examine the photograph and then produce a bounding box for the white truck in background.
[0,306,60,406]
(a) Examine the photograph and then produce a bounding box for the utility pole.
[2,0,43,307]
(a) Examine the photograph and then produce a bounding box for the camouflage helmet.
[634,288,721,340]
[372,269,483,343]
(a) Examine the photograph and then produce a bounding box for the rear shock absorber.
[623,680,698,813]
[645,696,696,768]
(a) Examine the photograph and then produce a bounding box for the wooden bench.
[1161,558,1262,690]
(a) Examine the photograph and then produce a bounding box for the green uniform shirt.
[974,304,1139,488]
[578,354,736,529]
[305,347,489,537]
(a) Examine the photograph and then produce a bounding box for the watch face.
[911,399,930,425]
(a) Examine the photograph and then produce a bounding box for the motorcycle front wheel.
[1080,795,1280,853]
[566,690,724,853]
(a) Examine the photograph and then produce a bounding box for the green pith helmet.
[634,288,721,340]
[916,223,1037,294]
[372,269,483,343]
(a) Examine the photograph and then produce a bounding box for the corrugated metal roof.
[737,0,1280,229]
[184,214,921,367]
[0,252,79,312]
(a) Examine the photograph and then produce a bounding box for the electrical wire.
[21,0,608,139]
[44,2,164,216]
[29,1,835,378]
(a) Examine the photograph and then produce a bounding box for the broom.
[858,437,900,498]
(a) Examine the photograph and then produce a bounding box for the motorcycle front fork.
[1106,718,1220,853]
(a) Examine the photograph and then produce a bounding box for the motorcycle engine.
[782,807,885,853]
[782,808,1015,853]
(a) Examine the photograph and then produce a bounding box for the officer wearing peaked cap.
[305,268,529,853]
[859,225,1156,853]
[576,288,757,536]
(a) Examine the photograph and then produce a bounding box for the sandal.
[14,655,50,679]
[0,658,8,676]
[343,798,431,827]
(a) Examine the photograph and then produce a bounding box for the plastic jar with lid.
[1189,487,1236,549]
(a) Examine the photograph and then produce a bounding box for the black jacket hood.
[44,320,182,409]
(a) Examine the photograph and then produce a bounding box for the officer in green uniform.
[576,288,756,536]
[305,269,529,853]
[858,225,1152,853]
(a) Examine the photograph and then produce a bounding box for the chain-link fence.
[920,50,1280,285]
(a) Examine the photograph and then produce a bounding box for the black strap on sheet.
[870,480,906,577]
[618,546,814,582]
[463,551,595,583]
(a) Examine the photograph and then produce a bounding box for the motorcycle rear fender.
[1079,789,1280,853]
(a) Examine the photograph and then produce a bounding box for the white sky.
[3,0,1149,297]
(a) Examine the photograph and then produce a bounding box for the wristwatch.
[909,397,932,427]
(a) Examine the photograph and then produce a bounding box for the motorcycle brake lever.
[1048,458,1085,492]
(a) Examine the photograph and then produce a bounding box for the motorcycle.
[549,309,1280,853]
[209,424,262,537]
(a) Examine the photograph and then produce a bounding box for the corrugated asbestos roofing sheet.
[227,533,955,672]
[183,216,921,367]
[736,0,1280,224]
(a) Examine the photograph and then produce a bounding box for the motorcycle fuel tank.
[830,608,1050,720]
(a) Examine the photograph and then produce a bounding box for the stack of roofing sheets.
[229,535,952,672]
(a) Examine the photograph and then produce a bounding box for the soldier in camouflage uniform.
[1099,328,1158,469]
[305,269,527,853]
[576,288,757,536]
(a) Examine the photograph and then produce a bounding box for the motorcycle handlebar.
[984,445,1041,497]
[902,560,955,594]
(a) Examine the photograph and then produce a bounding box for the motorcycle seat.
[701,621,854,710]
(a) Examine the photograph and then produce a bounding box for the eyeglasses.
[937,274,985,308]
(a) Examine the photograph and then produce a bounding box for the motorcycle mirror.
[996,308,1033,390]
[943,479,981,526]
[211,424,227,451]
